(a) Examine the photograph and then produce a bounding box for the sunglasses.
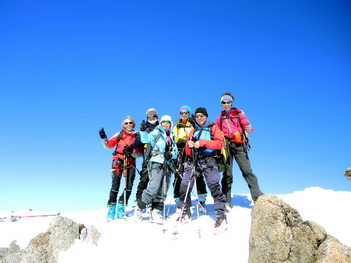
[148,115,157,118]
[180,111,189,115]
[195,114,205,118]
[221,101,232,104]
[124,122,133,125]
[161,121,171,124]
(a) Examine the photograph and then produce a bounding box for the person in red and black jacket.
[99,116,142,221]
[216,92,263,208]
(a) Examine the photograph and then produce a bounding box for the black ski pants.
[221,141,263,204]
[108,159,136,206]
[135,157,149,201]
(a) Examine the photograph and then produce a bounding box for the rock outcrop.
[249,194,351,263]
[0,216,100,263]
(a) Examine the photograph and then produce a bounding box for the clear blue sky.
[1,0,350,212]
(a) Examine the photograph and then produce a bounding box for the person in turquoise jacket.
[135,115,178,223]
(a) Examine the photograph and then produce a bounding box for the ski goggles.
[161,120,171,124]
[195,114,205,118]
[180,111,189,115]
[221,101,232,104]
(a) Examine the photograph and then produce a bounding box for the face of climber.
[180,111,189,121]
[221,100,233,111]
[161,120,171,131]
[123,119,134,132]
[195,113,207,127]
[147,115,158,125]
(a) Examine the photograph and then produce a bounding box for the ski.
[0,212,61,222]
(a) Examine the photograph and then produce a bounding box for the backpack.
[143,129,163,163]
[219,109,251,151]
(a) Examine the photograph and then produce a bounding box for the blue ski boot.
[198,196,207,213]
[106,204,116,222]
[117,203,125,219]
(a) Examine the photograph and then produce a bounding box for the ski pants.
[135,157,149,200]
[173,147,207,200]
[221,142,263,203]
[108,160,136,206]
[173,168,207,200]
[177,157,226,211]
[138,162,171,211]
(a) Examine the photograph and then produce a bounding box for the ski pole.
[123,154,128,219]
[179,151,199,219]
[193,176,200,219]
[163,159,168,220]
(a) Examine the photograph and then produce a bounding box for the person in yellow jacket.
[172,105,208,212]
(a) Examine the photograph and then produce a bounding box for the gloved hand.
[99,128,107,139]
[140,120,147,131]
[176,140,186,148]
[123,145,134,157]
[164,152,172,160]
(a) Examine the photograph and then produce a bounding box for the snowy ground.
[0,187,350,263]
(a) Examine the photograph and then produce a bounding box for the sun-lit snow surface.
[1,187,350,263]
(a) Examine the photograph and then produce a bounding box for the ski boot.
[150,209,163,223]
[214,209,227,234]
[106,204,116,222]
[134,205,143,222]
[176,208,191,225]
[117,203,125,219]
[198,197,207,213]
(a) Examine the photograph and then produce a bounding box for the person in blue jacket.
[135,108,159,202]
[135,115,178,223]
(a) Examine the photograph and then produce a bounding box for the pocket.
[233,132,243,143]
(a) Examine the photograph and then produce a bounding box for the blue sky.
[1,0,350,212]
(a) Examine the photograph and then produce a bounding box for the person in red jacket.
[99,116,142,221]
[176,107,227,230]
[216,92,263,208]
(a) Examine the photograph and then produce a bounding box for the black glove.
[164,152,172,160]
[123,145,134,157]
[99,127,107,139]
[176,140,186,149]
[140,120,147,131]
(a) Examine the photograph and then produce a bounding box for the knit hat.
[146,108,158,118]
[195,107,208,117]
[179,105,191,114]
[160,115,173,129]
[122,116,135,128]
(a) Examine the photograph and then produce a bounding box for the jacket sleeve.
[101,132,119,149]
[185,130,195,156]
[131,133,142,148]
[240,111,254,134]
[198,125,223,150]
[140,129,158,145]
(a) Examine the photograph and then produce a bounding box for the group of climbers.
[99,92,263,229]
